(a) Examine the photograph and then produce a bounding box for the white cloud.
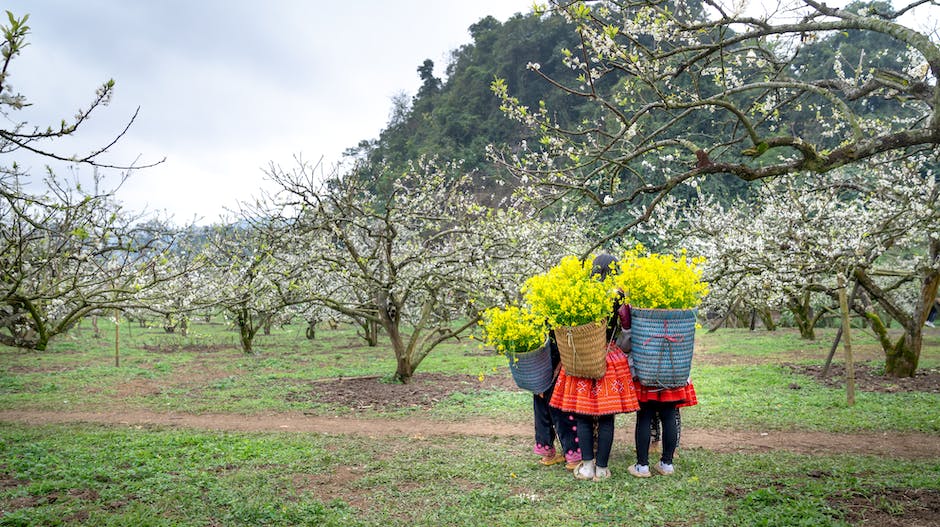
[3,0,533,223]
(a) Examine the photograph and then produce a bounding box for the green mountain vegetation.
[348,1,915,230]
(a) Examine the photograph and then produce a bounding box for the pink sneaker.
[533,443,555,457]
[564,450,582,470]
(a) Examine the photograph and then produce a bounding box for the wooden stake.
[837,275,855,406]
[114,309,120,367]
[822,281,859,377]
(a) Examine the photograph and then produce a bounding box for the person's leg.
[659,403,679,466]
[532,394,557,459]
[594,415,615,467]
[574,414,596,479]
[592,415,615,480]
[649,411,661,451]
[675,408,682,446]
[630,403,655,477]
[549,406,580,466]
[635,403,654,463]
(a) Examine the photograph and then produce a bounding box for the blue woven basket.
[630,308,696,388]
[508,344,555,394]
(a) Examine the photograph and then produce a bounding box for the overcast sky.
[4,0,534,224]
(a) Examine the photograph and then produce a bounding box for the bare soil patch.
[140,343,230,354]
[787,363,940,393]
[832,488,940,527]
[291,372,516,411]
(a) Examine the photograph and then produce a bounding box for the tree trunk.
[885,336,919,377]
[788,293,816,340]
[376,291,413,383]
[32,330,48,351]
[791,306,815,340]
[386,319,412,383]
[394,356,415,384]
[758,308,777,331]
[867,312,920,377]
[855,257,937,378]
[236,308,257,354]
[358,319,379,347]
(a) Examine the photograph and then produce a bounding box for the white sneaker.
[628,464,651,478]
[593,466,611,481]
[926,320,936,328]
[653,461,674,475]
[574,460,595,480]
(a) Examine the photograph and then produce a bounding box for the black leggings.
[576,414,614,468]
[635,401,678,465]
[650,410,682,444]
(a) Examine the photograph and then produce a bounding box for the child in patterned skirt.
[549,341,639,480]
[629,381,698,477]
[548,254,640,481]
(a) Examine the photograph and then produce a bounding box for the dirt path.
[2,409,937,460]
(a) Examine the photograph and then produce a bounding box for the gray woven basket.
[507,344,555,394]
[630,308,696,388]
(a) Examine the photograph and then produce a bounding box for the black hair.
[591,253,618,280]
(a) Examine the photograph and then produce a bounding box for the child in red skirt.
[629,381,698,477]
[549,341,639,480]
[549,254,640,481]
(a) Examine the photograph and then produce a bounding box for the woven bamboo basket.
[507,344,555,394]
[555,320,607,379]
[630,308,696,388]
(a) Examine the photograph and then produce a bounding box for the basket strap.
[566,327,577,364]
[606,313,617,350]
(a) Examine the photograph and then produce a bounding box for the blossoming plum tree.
[490,0,938,377]
[0,12,179,350]
[197,216,303,354]
[263,158,590,383]
[642,156,938,376]
[493,1,938,234]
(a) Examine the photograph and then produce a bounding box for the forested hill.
[346,11,581,180]
[348,2,913,211]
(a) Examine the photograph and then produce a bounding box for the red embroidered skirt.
[549,344,640,416]
[634,381,698,408]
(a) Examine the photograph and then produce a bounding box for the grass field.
[1,318,938,526]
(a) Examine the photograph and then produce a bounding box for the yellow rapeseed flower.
[481,305,547,355]
[522,255,616,328]
[613,246,708,309]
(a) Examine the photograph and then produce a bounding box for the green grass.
[687,363,940,433]
[1,320,939,525]
[1,320,939,433]
[1,423,937,526]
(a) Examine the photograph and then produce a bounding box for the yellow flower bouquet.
[612,245,708,388]
[480,305,546,356]
[522,255,616,379]
[612,245,708,310]
[522,255,616,328]
[480,305,555,393]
